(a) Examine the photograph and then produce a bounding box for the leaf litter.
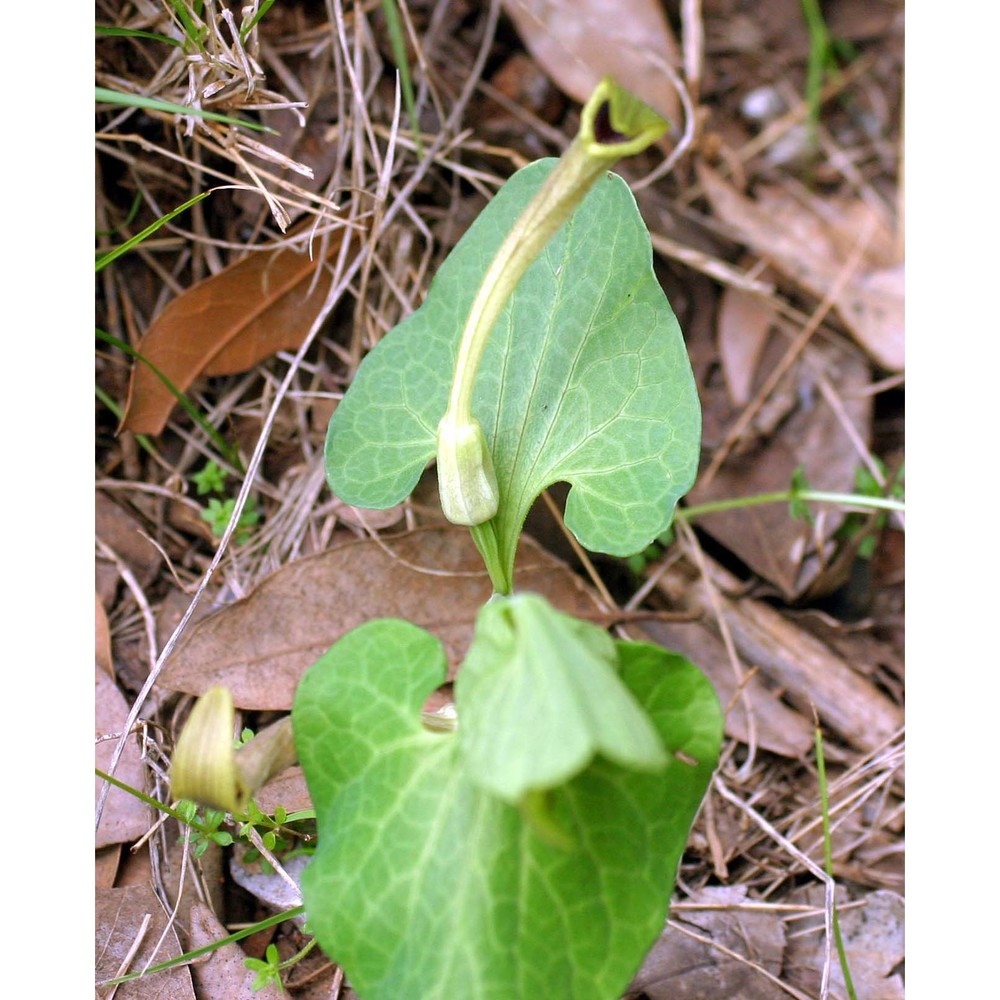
[159,527,604,707]
[122,228,352,436]
[95,1,904,997]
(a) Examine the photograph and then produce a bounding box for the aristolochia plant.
[173,77,723,1000]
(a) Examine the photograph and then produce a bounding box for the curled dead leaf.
[716,285,778,407]
[96,668,150,849]
[122,227,354,435]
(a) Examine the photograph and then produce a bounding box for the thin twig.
[676,518,758,779]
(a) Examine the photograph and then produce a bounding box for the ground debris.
[626,886,786,1000]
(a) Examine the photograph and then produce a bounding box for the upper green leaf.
[456,593,666,803]
[292,613,722,1000]
[325,159,700,591]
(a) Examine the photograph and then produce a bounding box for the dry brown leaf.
[255,766,313,817]
[96,667,151,849]
[95,884,195,999]
[783,886,904,999]
[122,230,349,435]
[158,527,602,710]
[697,163,904,370]
[836,262,904,369]
[501,0,681,126]
[187,901,291,1000]
[116,843,155,889]
[96,490,163,597]
[716,285,779,407]
[95,844,122,890]
[654,553,902,756]
[626,886,787,1000]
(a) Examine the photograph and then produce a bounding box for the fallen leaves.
[626,885,904,1000]
[691,312,875,599]
[650,550,903,757]
[716,285,779,407]
[783,886,904,999]
[95,885,194,999]
[698,163,903,371]
[121,230,350,436]
[187,901,292,1000]
[158,527,603,709]
[501,0,681,126]
[96,668,150,850]
[627,886,786,1000]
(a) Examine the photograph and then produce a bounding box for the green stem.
[679,488,904,522]
[278,936,318,972]
[94,767,218,834]
[97,905,305,987]
[436,76,669,533]
[815,726,858,1000]
[95,384,158,460]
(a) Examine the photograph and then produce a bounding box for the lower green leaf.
[293,616,722,1000]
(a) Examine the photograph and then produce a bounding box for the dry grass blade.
[714,776,835,1000]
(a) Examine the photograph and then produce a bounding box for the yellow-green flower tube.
[437,76,669,526]
[171,686,296,815]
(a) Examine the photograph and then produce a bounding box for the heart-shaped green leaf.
[325,159,700,592]
[293,613,722,1000]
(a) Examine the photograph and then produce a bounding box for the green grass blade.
[95,190,210,273]
[380,0,424,157]
[95,327,242,468]
[95,87,277,134]
[168,0,206,49]
[96,25,183,47]
[815,726,858,1000]
[95,191,144,240]
[240,0,279,43]
[799,0,831,145]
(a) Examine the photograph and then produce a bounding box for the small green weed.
[837,461,904,558]
[244,937,319,993]
[244,944,284,992]
[176,801,234,858]
[799,0,860,146]
[194,461,261,543]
